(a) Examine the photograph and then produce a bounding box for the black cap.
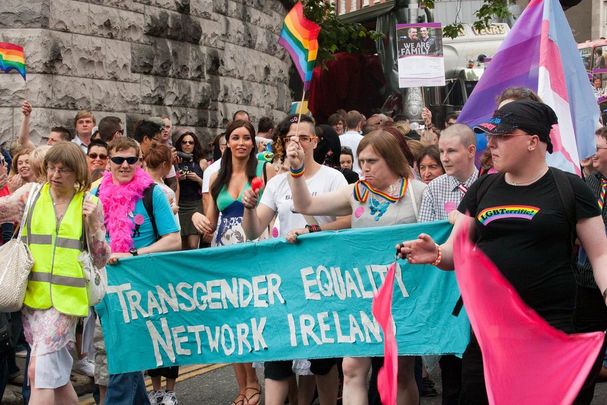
[474,100,558,153]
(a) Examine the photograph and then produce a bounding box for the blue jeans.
[105,372,150,405]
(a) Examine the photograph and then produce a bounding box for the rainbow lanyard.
[598,178,607,210]
[353,178,408,203]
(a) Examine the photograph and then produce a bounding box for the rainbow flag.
[278,2,320,90]
[0,42,26,80]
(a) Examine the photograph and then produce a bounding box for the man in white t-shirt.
[339,110,364,175]
[241,114,349,405]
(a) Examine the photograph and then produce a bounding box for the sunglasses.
[181,140,195,145]
[110,156,139,165]
[285,135,316,143]
[88,153,108,160]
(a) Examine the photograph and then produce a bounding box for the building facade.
[333,0,604,42]
[0,0,291,145]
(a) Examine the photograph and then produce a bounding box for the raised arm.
[17,101,35,149]
[285,140,353,216]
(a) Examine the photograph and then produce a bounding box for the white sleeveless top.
[349,178,426,229]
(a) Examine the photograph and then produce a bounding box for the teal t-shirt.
[93,185,179,249]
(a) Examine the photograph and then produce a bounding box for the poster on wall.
[396,23,445,88]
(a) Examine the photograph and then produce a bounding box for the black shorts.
[264,358,337,380]
[147,366,179,379]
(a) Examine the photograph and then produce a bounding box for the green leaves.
[279,0,382,68]
[443,0,510,38]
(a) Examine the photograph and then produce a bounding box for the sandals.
[230,393,246,405]
[244,385,262,405]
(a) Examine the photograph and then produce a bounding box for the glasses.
[597,146,607,152]
[110,156,139,165]
[47,166,73,175]
[181,140,195,145]
[285,135,317,143]
[88,153,108,160]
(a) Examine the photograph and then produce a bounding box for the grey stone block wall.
[0,0,292,146]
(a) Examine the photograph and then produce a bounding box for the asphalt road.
[162,363,607,405]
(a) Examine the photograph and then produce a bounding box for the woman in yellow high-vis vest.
[0,142,110,405]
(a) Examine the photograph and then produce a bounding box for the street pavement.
[78,362,607,405]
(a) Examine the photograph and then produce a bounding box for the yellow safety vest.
[22,183,93,317]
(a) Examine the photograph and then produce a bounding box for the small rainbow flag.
[278,2,320,90]
[0,42,26,80]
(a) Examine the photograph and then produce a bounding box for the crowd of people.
[0,86,607,405]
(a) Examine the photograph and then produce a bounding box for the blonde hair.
[11,147,33,175]
[44,142,90,192]
[406,139,424,162]
[29,145,52,182]
[109,137,140,156]
[74,110,96,127]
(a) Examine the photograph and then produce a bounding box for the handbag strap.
[19,183,42,244]
[81,192,93,254]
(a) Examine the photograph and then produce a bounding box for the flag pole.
[294,85,306,163]
[296,86,306,124]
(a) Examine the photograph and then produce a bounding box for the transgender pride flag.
[458,0,600,174]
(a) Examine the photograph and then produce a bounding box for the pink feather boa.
[98,168,154,253]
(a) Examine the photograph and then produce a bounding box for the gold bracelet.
[431,243,442,266]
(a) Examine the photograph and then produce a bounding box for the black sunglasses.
[88,153,108,160]
[110,156,139,165]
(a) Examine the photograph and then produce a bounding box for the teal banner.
[97,221,469,374]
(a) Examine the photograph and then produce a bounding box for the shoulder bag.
[79,193,108,306]
[0,183,42,312]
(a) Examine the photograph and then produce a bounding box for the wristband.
[290,165,305,178]
[305,224,321,233]
[431,243,442,266]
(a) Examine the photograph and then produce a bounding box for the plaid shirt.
[419,168,479,223]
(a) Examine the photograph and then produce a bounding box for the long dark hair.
[314,124,341,169]
[175,131,203,161]
[210,120,258,203]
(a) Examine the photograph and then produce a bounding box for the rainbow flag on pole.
[278,2,320,90]
[0,42,26,80]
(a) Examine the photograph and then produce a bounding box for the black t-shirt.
[458,170,599,332]
[177,160,204,201]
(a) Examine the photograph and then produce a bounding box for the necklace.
[354,178,407,203]
[506,167,549,186]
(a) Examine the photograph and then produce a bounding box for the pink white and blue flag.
[458,0,599,174]
[453,218,604,404]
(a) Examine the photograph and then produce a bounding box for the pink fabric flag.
[453,224,605,405]
[372,262,398,405]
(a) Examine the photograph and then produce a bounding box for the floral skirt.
[22,307,78,388]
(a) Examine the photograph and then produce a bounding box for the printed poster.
[396,23,445,88]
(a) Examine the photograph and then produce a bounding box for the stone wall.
[0,0,292,146]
